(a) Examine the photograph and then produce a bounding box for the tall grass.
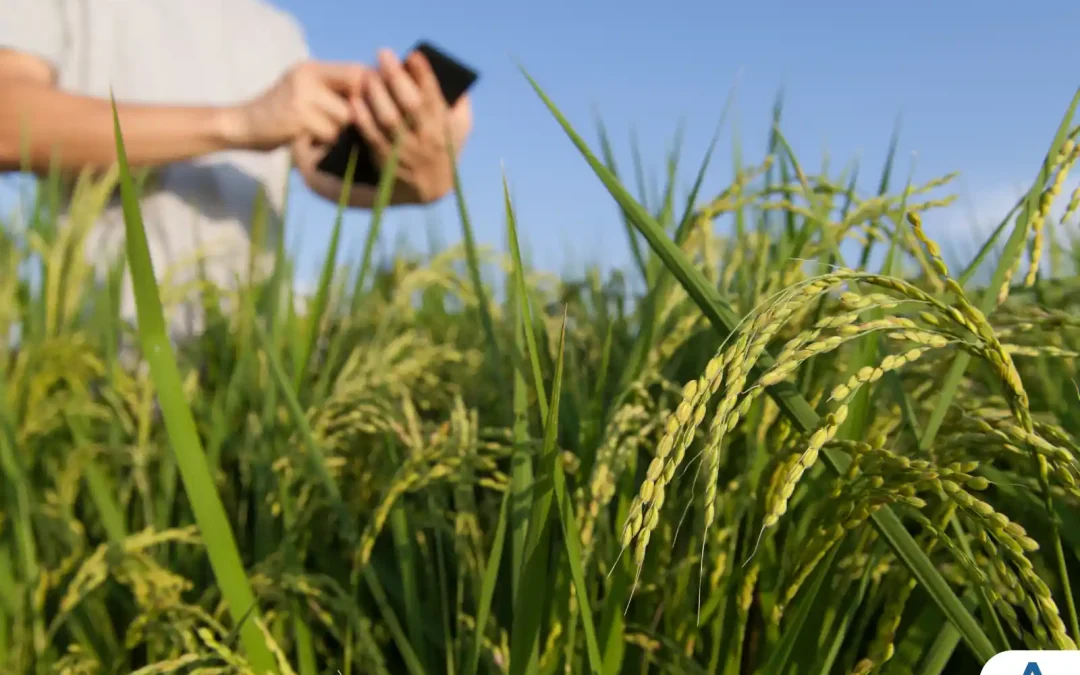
[0,79,1078,675]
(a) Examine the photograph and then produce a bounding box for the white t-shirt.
[0,0,310,337]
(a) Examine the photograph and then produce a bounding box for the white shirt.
[0,0,310,337]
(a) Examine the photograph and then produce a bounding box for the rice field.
[1,78,1080,675]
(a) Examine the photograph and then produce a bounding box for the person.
[0,0,473,338]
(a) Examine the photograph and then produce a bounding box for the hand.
[228,60,368,151]
[351,48,474,204]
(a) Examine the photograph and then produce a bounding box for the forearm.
[0,80,242,174]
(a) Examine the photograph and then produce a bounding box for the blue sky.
[272,0,1080,283]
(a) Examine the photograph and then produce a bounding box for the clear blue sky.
[273,0,1080,283]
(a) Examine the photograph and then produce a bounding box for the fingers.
[403,51,444,111]
[309,61,367,97]
[290,134,319,174]
[305,85,352,144]
[377,49,424,126]
[276,60,364,144]
[364,70,405,138]
[351,95,391,159]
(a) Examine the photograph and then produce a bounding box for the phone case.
[315,41,479,186]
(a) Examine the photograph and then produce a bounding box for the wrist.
[213,105,250,150]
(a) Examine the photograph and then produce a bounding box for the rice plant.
[0,78,1078,675]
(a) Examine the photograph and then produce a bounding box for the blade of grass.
[761,532,845,674]
[595,116,648,280]
[387,436,428,671]
[621,110,726,392]
[504,173,548,417]
[295,148,358,390]
[451,143,501,366]
[629,127,649,214]
[351,137,402,309]
[363,565,427,675]
[509,311,567,675]
[856,114,902,271]
[608,112,727,403]
[292,601,317,675]
[672,115,727,247]
[656,121,684,230]
[109,94,276,674]
[466,488,511,675]
[813,538,880,675]
[552,439,602,673]
[505,177,541,606]
[914,591,981,675]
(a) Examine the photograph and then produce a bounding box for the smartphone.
[315,41,479,185]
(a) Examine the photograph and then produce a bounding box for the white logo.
[981,650,1080,674]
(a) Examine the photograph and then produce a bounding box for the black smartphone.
[315,41,479,185]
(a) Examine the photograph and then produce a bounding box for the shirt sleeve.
[275,11,311,66]
[253,3,310,69]
[0,0,65,69]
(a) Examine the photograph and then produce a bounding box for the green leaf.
[509,311,568,675]
[762,536,844,674]
[467,488,511,675]
[109,93,277,674]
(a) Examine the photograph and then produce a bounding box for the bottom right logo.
[981,651,1080,674]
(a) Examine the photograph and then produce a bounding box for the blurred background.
[3,0,1079,283]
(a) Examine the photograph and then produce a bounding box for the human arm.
[0,0,243,174]
[0,50,366,176]
[0,50,243,174]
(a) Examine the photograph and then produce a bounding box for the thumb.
[290,134,322,174]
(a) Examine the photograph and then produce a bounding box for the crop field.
[1,81,1079,675]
